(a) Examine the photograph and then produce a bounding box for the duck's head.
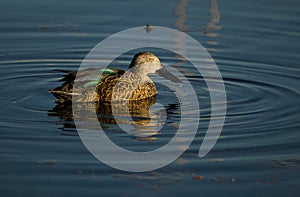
[129,52,181,83]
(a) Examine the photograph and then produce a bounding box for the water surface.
[0,0,299,196]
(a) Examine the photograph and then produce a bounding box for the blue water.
[1,0,300,196]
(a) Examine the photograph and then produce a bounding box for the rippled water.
[1,0,300,196]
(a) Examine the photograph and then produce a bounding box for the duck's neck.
[128,67,152,83]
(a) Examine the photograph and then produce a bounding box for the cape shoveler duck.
[49,52,181,103]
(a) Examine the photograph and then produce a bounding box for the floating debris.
[39,20,80,32]
[145,24,153,33]
[37,159,56,165]
[192,173,204,180]
[272,159,297,169]
[212,158,223,163]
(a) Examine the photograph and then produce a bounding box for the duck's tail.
[49,88,74,104]
[49,69,77,103]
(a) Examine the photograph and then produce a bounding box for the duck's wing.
[94,69,127,102]
[49,68,123,103]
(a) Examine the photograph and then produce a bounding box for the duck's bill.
[156,66,182,83]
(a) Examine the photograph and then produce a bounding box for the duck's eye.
[148,57,154,62]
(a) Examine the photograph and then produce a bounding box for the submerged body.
[49,52,180,103]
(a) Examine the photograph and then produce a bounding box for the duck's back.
[95,71,157,102]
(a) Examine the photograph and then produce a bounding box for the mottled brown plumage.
[49,52,181,103]
[94,70,157,102]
